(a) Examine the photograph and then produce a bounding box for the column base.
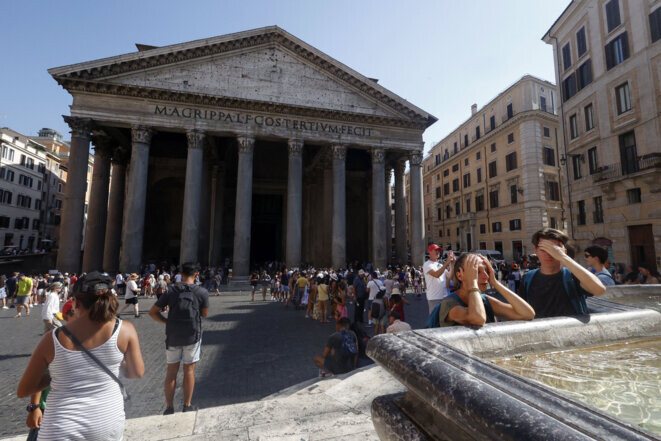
[226,276,252,292]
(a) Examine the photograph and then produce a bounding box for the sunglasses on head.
[584,253,591,258]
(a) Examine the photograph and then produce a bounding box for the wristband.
[467,288,481,294]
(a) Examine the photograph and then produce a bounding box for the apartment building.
[544,0,661,269]
[417,75,566,261]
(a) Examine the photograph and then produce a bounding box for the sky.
[0,0,569,155]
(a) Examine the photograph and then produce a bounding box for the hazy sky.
[1,0,569,154]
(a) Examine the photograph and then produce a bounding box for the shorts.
[370,301,381,318]
[0,287,5,299]
[166,339,201,365]
[282,286,289,293]
[16,296,29,304]
[125,297,138,305]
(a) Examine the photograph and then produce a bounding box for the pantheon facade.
[50,27,436,276]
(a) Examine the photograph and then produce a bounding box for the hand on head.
[478,255,496,284]
[459,254,480,285]
[536,239,567,261]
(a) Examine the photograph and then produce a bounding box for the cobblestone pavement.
[0,290,432,438]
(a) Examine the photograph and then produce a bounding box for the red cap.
[427,244,442,253]
[62,299,74,316]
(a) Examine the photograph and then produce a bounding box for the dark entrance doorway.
[143,177,184,263]
[250,194,283,268]
[628,224,656,269]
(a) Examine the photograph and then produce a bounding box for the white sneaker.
[2,306,8,309]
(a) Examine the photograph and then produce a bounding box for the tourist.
[117,273,141,318]
[638,263,660,284]
[0,274,7,309]
[386,311,411,333]
[422,244,454,314]
[6,272,18,307]
[353,269,367,323]
[17,271,145,440]
[519,228,606,318]
[149,262,210,415]
[389,293,407,323]
[41,282,63,333]
[249,271,259,301]
[366,272,386,329]
[305,275,317,318]
[584,246,616,286]
[280,268,289,303]
[115,272,125,296]
[155,275,168,300]
[313,317,358,376]
[260,270,270,301]
[428,253,535,327]
[317,275,330,323]
[333,280,348,324]
[14,274,33,318]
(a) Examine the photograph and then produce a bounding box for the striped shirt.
[38,321,125,440]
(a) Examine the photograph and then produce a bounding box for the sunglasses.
[584,254,592,258]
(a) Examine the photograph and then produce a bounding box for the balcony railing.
[591,154,661,183]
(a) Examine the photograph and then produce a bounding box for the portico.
[50,26,435,274]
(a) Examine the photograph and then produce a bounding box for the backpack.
[374,280,386,299]
[165,285,201,348]
[339,329,358,357]
[425,293,495,328]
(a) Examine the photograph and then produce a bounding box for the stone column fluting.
[384,166,393,265]
[103,148,128,273]
[232,136,255,277]
[119,126,153,274]
[210,164,224,266]
[56,116,92,273]
[331,144,347,268]
[179,130,206,264]
[371,147,387,269]
[394,159,408,265]
[286,139,303,268]
[81,135,112,272]
[409,152,425,267]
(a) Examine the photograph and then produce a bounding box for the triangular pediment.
[49,26,436,127]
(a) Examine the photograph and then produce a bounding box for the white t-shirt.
[423,260,449,300]
[42,291,60,321]
[116,274,124,285]
[125,280,138,299]
[174,273,182,283]
[367,279,385,301]
[383,279,395,295]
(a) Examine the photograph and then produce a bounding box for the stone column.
[331,145,347,268]
[394,159,407,265]
[371,147,387,269]
[81,136,112,272]
[119,126,152,274]
[56,116,92,273]
[286,139,303,268]
[232,136,255,277]
[385,166,393,265]
[102,148,128,273]
[209,164,224,266]
[179,130,205,264]
[409,152,425,267]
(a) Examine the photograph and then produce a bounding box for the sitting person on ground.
[520,228,606,318]
[386,311,411,333]
[313,317,358,376]
[429,253,535,327]
[584,246,616,286]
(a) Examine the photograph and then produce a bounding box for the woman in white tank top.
[18,272,145,441]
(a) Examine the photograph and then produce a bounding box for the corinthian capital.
[371,147,385,164]
[394,158,407,176]
[237,136,255,154]
[63,116,92,139]
[288,139,303,157]
[131,125,153,145]
[331,144,347,161]
[186,130,205,150]
[111,147,129,165]
[409,152,423,166]
[91,135,114,159]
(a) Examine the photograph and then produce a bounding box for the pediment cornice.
[49,26,436,128]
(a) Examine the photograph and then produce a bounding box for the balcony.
[591,154,661,185]
[456,212,476,222]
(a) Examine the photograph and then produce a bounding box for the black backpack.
[165,285,201,348]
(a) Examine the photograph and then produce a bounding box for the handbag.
[58,320,130,401]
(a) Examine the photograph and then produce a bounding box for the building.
[415,75,566,261]
[48,26,436,274]
[0,128,48,251]
[543,0,661,269]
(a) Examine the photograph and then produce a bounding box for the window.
[492,221,502,233]
[489,190,499,208]
[57,183,63,193]
[34,199,41,210]
[588,147,598,174]
[572,155,582,180]
[510,219,521,230]
[475,194,485,211]
[547,181,560,201]
[435,154,441,165]
[619,131,638,175]
[464,158,469,166]
[455,202,460,216]
[1,146,7,159]
[576,59,592,90]
[475,126,480,140]
[543,127,550,138]
[452,178,459,192]
[476,151,481,160]
[0,190,12,204]
[650,7,661,43]
[562,74,577,102]
[464,134,469,147]
[507,133,514,144]
[506,103,513,119]
[584,104,594,131]
[543,147,556,166]
[540,96,547,112]
[605,0,621,32]
[463,173,471,188]
[426,184,430,193]
[488,161,497,178]
[479,242,487,250]
[577,27,587,56]
[453,142,458,153]
[443,183,450,195]
[626,188,641,204]
[479,224,486,234]
[439,229,443,238]
[452,164,459,172]
[490,115,496,130]
[465,198,471,212]
[0,216,9,228]
[476,168,482,183]
[562,43,572,70]
[55,199,62,209]
[569,114,579,139]
[490,143,496,153]
[605,32,629,70]
[32,219,39,230]
[593,196,604,223]
[505,152,517,171]
[550,217,557,229]
[437,207,442,220]
[446,205,451,219]
[443,169,449,177]
[577,200,586,225]
[435,187,441,198]
[615,82,631,114]
[510,184,518,204]
[15,218,23,229]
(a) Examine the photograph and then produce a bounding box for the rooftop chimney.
[471,103,477,116]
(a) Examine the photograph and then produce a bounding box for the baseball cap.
[427,244,442,253]
[358,269,365,275]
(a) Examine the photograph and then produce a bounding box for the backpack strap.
[522,269,538,302]
[561,268,589,315]
[481,294,496,323]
